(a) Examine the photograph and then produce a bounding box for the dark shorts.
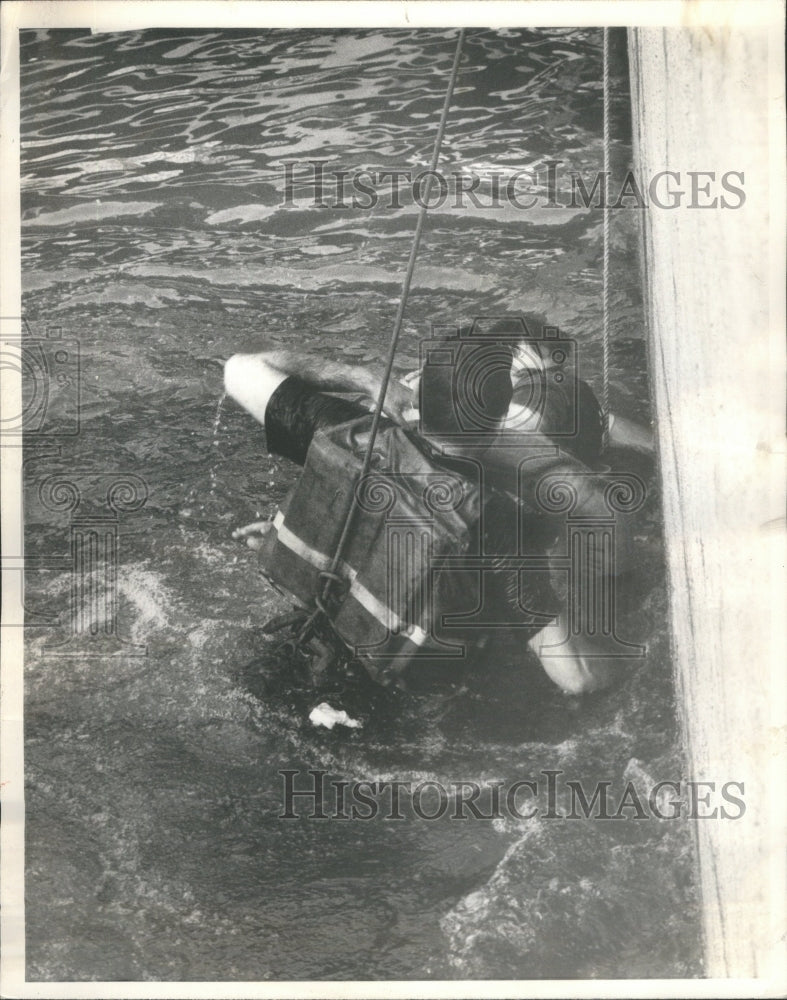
[264,375,370,466]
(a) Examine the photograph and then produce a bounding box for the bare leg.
[224,353,288,426]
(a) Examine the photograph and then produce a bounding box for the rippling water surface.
[20,27,700,981]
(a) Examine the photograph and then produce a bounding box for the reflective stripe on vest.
[272,510,430,647]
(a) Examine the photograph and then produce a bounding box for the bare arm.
[608,413,655,454]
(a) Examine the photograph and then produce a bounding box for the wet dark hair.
[418,315,604,464]
[484,313,549,354]
[419,333,513,438]
[484,313,605,465]
[513,369,604,465]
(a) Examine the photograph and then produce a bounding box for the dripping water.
[209,390,227,497]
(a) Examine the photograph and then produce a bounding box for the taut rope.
[602,27,611,450]
[300,29,466,644]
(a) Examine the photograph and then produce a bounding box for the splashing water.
[19,27,698,983]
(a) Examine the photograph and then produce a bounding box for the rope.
[298,28,466,644]
[602,27,611,451]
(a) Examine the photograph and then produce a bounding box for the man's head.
[417,314,604,465]
[419,332,514,443]
[417,314,549,443]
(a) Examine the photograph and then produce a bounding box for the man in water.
[224,316,653,695]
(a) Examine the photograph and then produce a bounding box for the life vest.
[260,414,483,685]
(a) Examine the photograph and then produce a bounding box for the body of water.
[19,26,700,981]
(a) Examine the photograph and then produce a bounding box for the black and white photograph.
[1,1,784,996]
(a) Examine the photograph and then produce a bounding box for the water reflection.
[20,27,698,983]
